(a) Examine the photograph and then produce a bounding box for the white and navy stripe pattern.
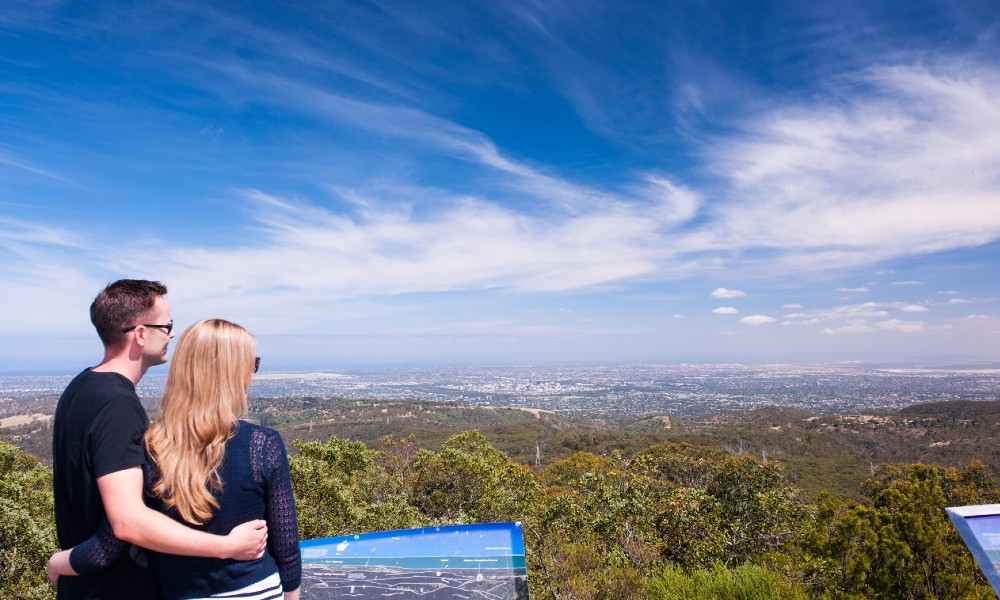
[189,573,283,600]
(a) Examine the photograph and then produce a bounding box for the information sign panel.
[946,503,1000,593]
[299,521,528,599]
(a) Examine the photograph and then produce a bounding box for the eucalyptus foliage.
[0,441,57,600]
[2,432,998,599]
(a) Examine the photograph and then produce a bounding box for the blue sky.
[1,0,999,372]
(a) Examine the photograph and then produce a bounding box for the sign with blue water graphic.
[947,504,1000,593]
[299,522,528,599]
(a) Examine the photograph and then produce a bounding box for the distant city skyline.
[2,1,999,370]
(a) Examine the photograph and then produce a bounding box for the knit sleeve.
[257,428,301,592]
[68,517,129,575]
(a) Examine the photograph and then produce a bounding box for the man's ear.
[133,326,146,347]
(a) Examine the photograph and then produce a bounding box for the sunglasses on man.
[121,320,174,335]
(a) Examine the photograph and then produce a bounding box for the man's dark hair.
[90,279,168,348]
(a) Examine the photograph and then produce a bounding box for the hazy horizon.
[3,350,999,378]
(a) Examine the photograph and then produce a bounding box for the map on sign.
[299,521,529,599]
[947,504,1000,593]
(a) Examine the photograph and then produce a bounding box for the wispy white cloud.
[711,287,746,298]
[781,317,820,326]
[783,312,813,319]
[835,302,889,318]
[820,318,925,335]
[64,190,685,335]
[0,151,77,184]
[741,315,776,326]
[820,320,873,335]
[837,287,870,293]
[712,307,739,314]
[116,21,1000,285]
[163,46,716,237]
[0,216,86,249]
[701,64,1000,271]
[893,280,923,285]
[782,303,802,309]
[948,298,972,304]
[0,218,104,335]
[876,319,925,333]
[782,300,939,331]
[24,31,997,288]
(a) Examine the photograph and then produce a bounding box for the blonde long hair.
[145,318,255,525]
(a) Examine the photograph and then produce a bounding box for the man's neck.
[92,353,146,386]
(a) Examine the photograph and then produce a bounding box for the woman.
[50,318,301,600]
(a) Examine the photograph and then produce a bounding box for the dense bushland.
[0,442,58,600]
[2,431,997,598]
[288,432,996,598]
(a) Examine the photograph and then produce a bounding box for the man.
[50,280,267,598]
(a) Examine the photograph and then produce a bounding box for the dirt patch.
[0,414,51,428]
[485,406,557,419]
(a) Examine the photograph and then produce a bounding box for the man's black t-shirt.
[52,368,157,599]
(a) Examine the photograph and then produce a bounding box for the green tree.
[409,431,541,523]
[940,460,1000,506]
[0,441,57,600]
[655,487,726,569]
[289,437,418,539]
[809,462,994,599]
[707,455,809,567]
[534,444,811,597]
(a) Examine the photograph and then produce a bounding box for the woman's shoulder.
[236,420,283,442]
[235,421,289,474]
